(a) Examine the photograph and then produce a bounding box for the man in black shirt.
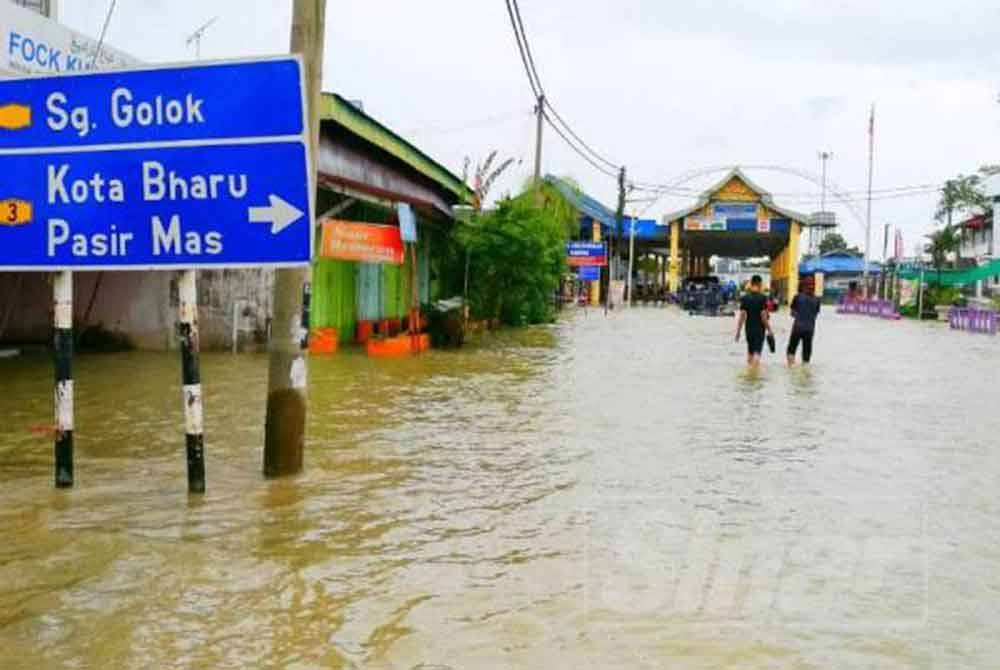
[787,283,821,365]
[735,275,772,366]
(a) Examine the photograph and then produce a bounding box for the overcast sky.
[60,1,1000,254]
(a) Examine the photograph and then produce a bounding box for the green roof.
[321,93,473,204]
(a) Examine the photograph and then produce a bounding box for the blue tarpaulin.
[621,217,667,241]
[799,251,881,275]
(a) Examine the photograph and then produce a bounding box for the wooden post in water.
[264,0,326,477]
[177,270,205,493]
[53,271,73,488]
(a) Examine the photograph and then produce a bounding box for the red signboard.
[567,255,607,267]
[320,220,404,264]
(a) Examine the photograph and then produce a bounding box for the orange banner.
[320,219,404,264]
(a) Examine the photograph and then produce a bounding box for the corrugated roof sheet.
[321,94,473,204]
[545,175,617,230]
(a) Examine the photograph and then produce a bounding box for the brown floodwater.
[1,307,999,668]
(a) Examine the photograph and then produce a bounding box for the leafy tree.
[454,183,575,325]
[935,164,997,230]
[936,175,985,228]
[818,232,848,255]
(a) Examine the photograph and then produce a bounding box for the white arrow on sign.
[248,195,305,234]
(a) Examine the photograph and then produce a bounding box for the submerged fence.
[948,307,998,335]
[836,298,901,320]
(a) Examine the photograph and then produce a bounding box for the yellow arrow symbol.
[0,199,33,226]
[0,103,31,130]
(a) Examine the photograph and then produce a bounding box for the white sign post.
[1,3,138,489]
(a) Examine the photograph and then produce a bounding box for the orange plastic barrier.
[366,333,432,358]
[309,327,339,355]
[366,335,411,358]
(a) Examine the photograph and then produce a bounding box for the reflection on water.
[1,309,999,668]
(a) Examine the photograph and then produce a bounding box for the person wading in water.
[735,275,773,367]
[787,282,821,365]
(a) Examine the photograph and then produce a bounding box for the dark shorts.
[787,328,814,362]
[746,330,765,355]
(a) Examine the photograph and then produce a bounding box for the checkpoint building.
[662,168,809,302]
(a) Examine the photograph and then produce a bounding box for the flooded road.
[2,307,999,669]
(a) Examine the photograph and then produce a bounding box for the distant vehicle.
[681,275,723,316]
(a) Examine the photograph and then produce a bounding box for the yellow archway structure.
[663,168,807,302]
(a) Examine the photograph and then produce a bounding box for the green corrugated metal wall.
[357,263,381,321]
[313,258,358,342]
[382,256,413,319]
[312,224,441,341]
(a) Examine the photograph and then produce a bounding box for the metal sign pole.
[53,270,73,488]
[177,270,205,493]
[627,216,636,307]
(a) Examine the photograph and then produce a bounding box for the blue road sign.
[0,58,304,149]
[0,57,311,270]
[578,266,600,281]
[567,241,606,257]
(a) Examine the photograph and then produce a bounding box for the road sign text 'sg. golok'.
[0,57,312,270]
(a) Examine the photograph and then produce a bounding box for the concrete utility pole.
[608,166,625,314]
[627,210,636,307]
[532,94,545,183]
[264,0,326,477]
[816,150,833,255]
[863,104,875,297]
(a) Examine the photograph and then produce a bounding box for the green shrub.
[925,285,963,308]
[442,181,577,327]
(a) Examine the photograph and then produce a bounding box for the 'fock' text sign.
[0,57,312,270]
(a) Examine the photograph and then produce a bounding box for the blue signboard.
[567,241,606,258]
[578,266,600,281]
[713,203,757,220]
[0,57,311,270]
[396,202,417,243]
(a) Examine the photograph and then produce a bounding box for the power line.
[544,99,620,170]
[543,112,619,179]
[402,109,534,136]
[501,4,955,208]
[510,0,544,95]
[505,0,623,180]
[504,0,541,99]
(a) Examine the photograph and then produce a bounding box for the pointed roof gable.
[662,167,809,225]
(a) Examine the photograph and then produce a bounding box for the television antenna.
[186,17,219,61]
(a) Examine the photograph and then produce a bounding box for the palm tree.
[925,225,959,285]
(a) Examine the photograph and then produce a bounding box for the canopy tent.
[898,259,1000,286]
